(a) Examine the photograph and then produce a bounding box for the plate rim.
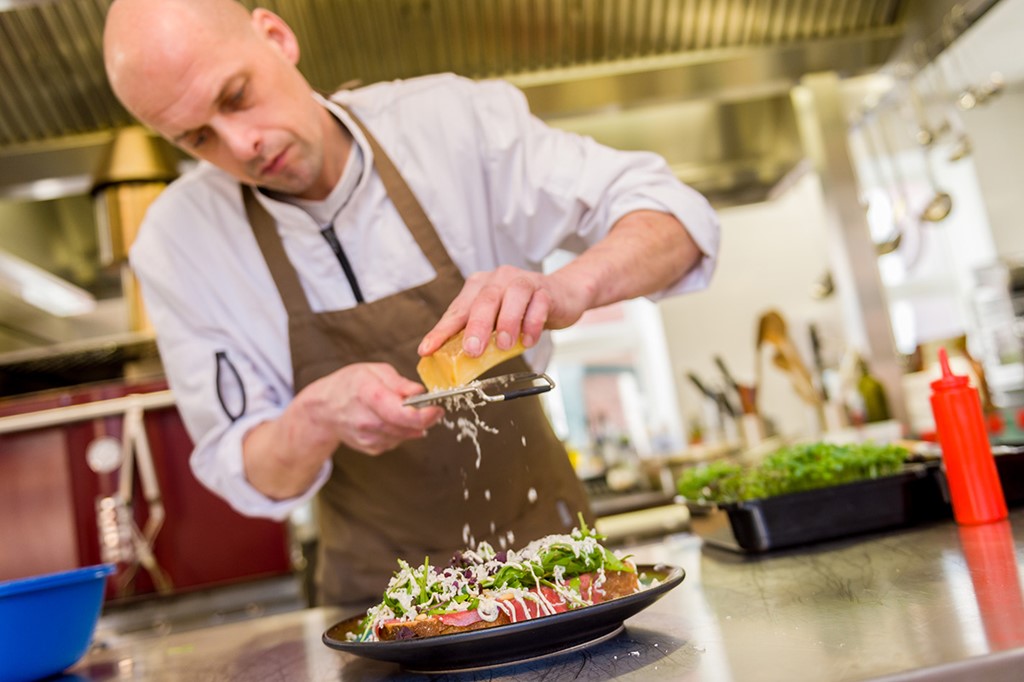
[402,623,626,674]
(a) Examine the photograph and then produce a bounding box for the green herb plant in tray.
[678,442,910,503]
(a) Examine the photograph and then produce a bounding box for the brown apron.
[243,108,592,608]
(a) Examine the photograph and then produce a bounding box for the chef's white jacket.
[130,73,720,520]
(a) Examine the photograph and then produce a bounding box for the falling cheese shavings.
[440,402,497,470]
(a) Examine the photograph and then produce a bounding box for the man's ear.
[251,8,300,65]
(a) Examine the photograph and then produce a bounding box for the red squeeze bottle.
[930,347,1007,525]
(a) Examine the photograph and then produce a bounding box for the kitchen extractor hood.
[0,0,912,189]
[90,126,179,334]
[3,0,999,208]
[0,249,95,317]
[91,126,179,264]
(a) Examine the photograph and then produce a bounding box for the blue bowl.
[0,564,115,682]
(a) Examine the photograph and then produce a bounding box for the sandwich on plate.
[349,519,640,641]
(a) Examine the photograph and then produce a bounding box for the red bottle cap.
[930,347,969,391]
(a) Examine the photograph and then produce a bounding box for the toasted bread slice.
[376,569,639,641]
[416,330,526,391]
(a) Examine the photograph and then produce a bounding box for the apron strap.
[337,103,461,280]
[245,104,462,317]
[244,185,313,316]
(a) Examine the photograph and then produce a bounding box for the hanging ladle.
[861,115,908,255]
[903,73,940,147]
[898,103,954,222]
[911,43,951,144]
[811,110,919,300]
[941,14,984,111]
[877,113,952,225]
[924,53,973,162]
[919,154,953,222]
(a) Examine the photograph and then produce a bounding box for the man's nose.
[217,118,261,162]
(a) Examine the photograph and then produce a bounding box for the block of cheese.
[417,331,525,391]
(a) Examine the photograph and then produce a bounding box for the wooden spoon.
[756,310,822,407]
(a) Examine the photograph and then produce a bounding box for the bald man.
[104,0,720,606]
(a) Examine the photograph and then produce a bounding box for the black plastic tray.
[913,444,1023,510]
[686,464,949,554]
[994,446,1024,507]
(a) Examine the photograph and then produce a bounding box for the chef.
[102,0,720,607]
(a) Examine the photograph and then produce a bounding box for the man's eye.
[189,128,210,149]
[228,85,246,109]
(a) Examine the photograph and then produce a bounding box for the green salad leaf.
[677,441,909,503]
[484,515,632,589]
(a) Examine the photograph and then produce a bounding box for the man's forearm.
[239,362,441,500]
[550,209,704,311]
[242,409,336,501]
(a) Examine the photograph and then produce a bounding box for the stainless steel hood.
[0,0,911,197]
[1,0,905,146]
[2,0,1007,191]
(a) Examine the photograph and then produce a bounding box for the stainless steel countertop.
[70,511,1024,681]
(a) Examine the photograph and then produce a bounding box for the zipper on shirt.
[319,225,365,304]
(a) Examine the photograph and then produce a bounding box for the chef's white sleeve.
[130,222,331,521]
[469,77,720,299]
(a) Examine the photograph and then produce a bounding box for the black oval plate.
[322,564,685,673]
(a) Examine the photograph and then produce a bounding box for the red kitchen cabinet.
[0,379,292,600]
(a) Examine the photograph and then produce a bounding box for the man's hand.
[243,363,443,500]
[418,210,703,359]
[417,266,593,358]
[293,363,443,454]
